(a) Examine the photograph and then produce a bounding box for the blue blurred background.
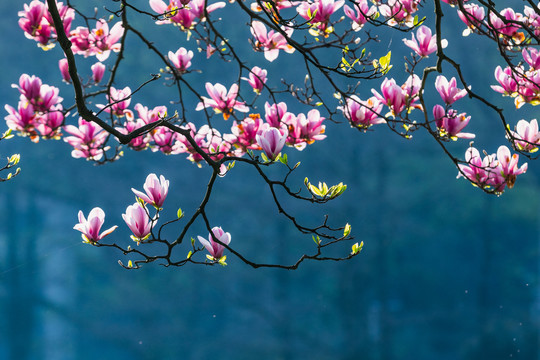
[1,1,540,359]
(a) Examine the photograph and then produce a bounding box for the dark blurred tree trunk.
[374,145,391,360]
[5,191,40,360]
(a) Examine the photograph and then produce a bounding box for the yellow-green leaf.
[344,223,351,237]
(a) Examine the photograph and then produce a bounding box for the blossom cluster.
[492,47,540,108]
[458,146,527,193]
[18,0,74,49]
[74,173,231,263]
[5,74,64,142]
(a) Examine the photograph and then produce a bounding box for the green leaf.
[312,235,321,246]
[279,153,288,165]
[261,152,269,163]
[351,241,364,255]
[187,251,192,259]
[177,208,184,219]
[344,223,351,237]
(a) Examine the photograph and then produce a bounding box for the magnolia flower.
[458,3,485,35]
[341,95,385,129]
[92,20,124,61]
[297,0,344,32]
[256,127,288,161]
[123,202,153,242]
[197,226,231,260]
[64,118,108,160]
[250,20,295,62]
[433,105,475,140]
[168,47,193,73]
[243,66,267,94]
[372,78,406,116]
[496,145,528,186]
[264,102,294,127]
[101,86,131,116]
[91,62,106,84]
[435,75,468,105]
[74,207,117,243]
[491,66,518,96]
[59,58,70,82]
[227,114,268,151]
[402,25,447,57]
[511,119,540,152]
[286,109,326,150]
[195,82,249,120]
[343,0,375,31]
[132,173,169,209]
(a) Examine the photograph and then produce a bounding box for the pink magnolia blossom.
[132,173,169,209]
[251,20,295,62]
[74,207,117,243]
[152,126,182,154]
[149,0,225,28]
[168,47,193,73]
[402,74,423,111]
[101,86,132,117]
[510,119,540,152]
[197,226,231,260]
[35,107,64,138]
[19,1,75,48]
[227,114,268,151]
[340,95,385,129]
[33,84,62,112]
[434,75,468,105]
[43,1,75,35]
[123,202,153,242]
[343,0,375,31]
[91,20,124,61]
[297,0,344,32]
[264,102,295,127]
[524,5,540,36]
[458,3,485,35]
[69,20,124,61]
[372,78,406,116]
[379,0,420,26]
[251,0,297,12]
[13,74,43,105]
[402,25,447,57]
[91,62,106,84]
[59,58,70,82]
[189,0,226,19]
[135,104,168,124]
[69,26,93,54]
[522,47,540,70]
[256,127,288,160]
[243,66,267,94]
[286,109,326,150]
[433,105,475,140]
[457,146,527,192]
[488,7,522,39]
[195,83,249,120]
[64,118,108,160]
[491,66,518,96]
[495,145,528,190]
[150,0,197,27]
[116,116,150,151]
[18,1,47,42]
[4,102,37,137]
[457,146,498,189]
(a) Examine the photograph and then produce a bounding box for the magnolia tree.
[6,0,539,269]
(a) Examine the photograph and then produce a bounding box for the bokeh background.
[1,1,539,359]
